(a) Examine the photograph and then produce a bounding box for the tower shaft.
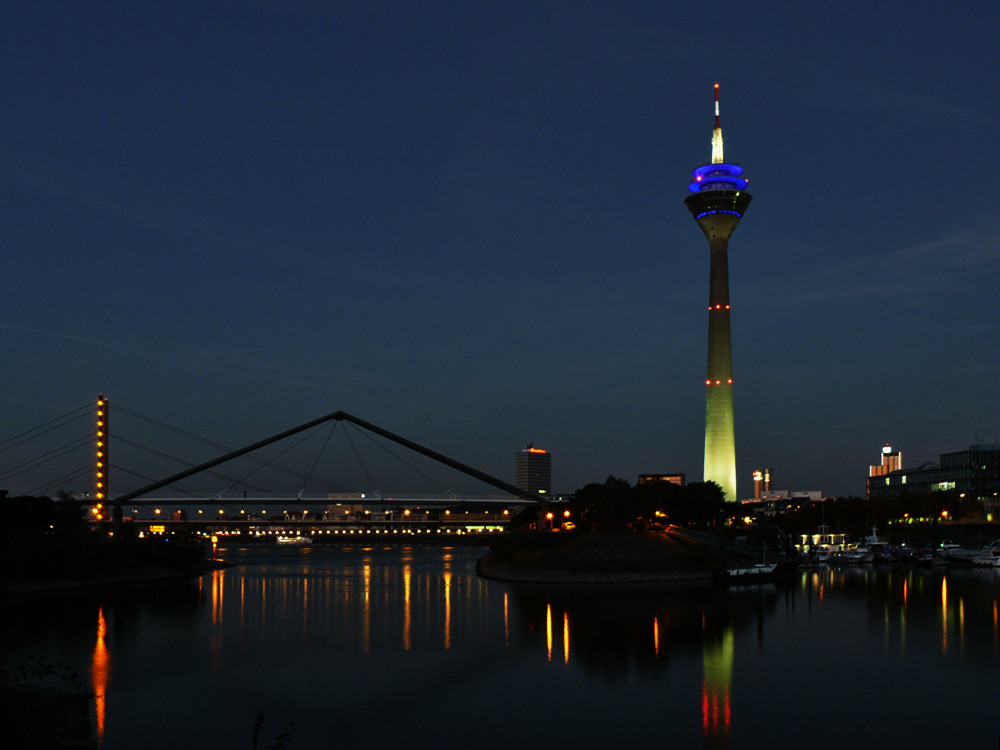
[704,234,736,504]
[685,203,747,503]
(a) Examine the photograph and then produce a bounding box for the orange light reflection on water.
[403,564,412,651]
[546,604,553,662]
[443,570,452,651]
[941,577,948,653]
[363,564,371,653]
[959,597,965,657]
[563,611,570,664]
[504,592,509,647]
[91,607,110,745]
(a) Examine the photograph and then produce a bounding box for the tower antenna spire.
[712,83,724,164]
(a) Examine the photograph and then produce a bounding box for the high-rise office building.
[515,444,551,496]
[685,84,752,503]
[868,444,901,497]
[870,444,902,477]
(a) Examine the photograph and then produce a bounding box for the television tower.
[685,84,752,503]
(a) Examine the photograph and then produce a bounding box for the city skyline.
[3,2,999,498]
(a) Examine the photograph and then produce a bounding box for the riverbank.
[1,683,95,749]
[4,558,235,600]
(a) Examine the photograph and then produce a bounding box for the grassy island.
[478,476,763,584]
[479,529,740,584]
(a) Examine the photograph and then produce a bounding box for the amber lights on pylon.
[94,394,109,517]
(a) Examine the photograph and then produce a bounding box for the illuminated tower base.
[684,84,751,503]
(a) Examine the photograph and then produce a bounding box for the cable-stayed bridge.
[1,399,541,527]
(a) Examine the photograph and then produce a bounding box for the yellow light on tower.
[95,394,109,502]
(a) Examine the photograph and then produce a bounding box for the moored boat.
[715,561,795,583]
[276,535,313,546]
[966,540,1000,567]
[836,547,873,564]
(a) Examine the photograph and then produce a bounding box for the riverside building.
[867,444,1000,515]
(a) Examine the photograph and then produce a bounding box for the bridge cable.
[110,464,199,497]
[211,424,350,496]
[111,436,271,494]
[110,404,235,452]
[27,465,93,496]
[0,403,92,453]
[349,423,455,498]
[342,422,382,499]
[300,420,341,495]
[0,434,93,481]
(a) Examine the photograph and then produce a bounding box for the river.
[5,545,1000,749]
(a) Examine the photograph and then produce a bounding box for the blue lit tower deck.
[684,84,752,503]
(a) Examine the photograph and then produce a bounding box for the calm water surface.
[6,545,1000,749]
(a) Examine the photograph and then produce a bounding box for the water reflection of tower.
[91,607,110,744]
[685,84,752,504]
[702,627,734,749]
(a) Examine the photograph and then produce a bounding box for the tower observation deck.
[684,84,752,503]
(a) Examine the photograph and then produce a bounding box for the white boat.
[715,561,795,583]
[970,553,1000,567]
[938,539,996,564]
[806,548,834,566]
[725,562,779,578]
[836,547,873,564]
[968,540,1000,567]
[864,527,895,563]
[276,535,312,546]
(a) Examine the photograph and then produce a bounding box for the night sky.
[3,2,999,500]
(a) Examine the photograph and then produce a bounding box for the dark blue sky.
[3,2,998,499]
